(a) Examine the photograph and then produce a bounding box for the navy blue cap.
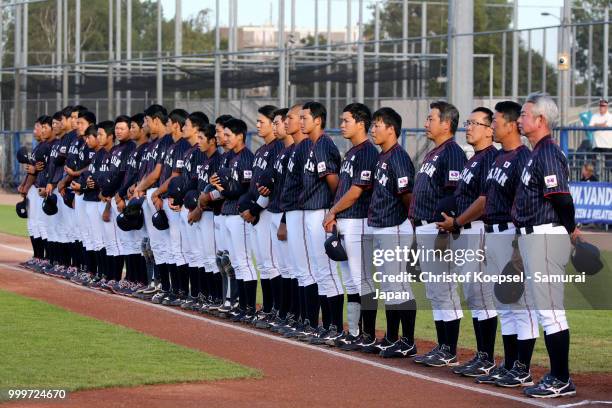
[42,194,58,216]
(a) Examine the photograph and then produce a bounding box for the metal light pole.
[511,0,518,99]
[560,0,571,125]
[278,0,286,107]
[356,0,364,103]
[402,0,408,99]
[604,6,609,100]
[174,0,182,107]
[214,0,221,116]
[156,0,163,105]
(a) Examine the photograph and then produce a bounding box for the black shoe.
[337,333,362,351]
[151,291,168,304]
[295,319,316,341]
[461,352,495,377]
[307,326,329,345]
[452,352,481,375]
[230,308,247,322]
[360,335,393,354]
[281,319,304,338]
[495,361,534,388]
[325,328,347,347]
[379,337,417,358]
[161,292,178,306]
[414,345,440,364]
[523,374,576,398]
[475,364,509,385]
[424,345,458,367]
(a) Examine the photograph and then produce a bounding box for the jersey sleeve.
[238,154,254,185]
[314,139,340,178]
[171,143,189,173]
[351,147,377,188]
[441,145,467,188]
[540,147,570,196]
[390,150,415,195]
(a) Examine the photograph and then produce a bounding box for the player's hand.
[64,166,78,177]
[188,207,202,224]
[153,195,163,211]
[570,228,582,245]
[38,187,47,198]
[35,161,45,172]
[57,180,67,196]
[198,192,210,209]
[116,196,126,212]
[102,204,111,223]
[25,164,36,175]
[127,185,136,199]
[210,174,224,191]
[436,212,456,232]
[257,185,271,197]
[322,211,336,232]
[277,222,288,241]
[86,176,95,189]
[168,198,181,212]
[241,209,255,224]
[45,184,54,196]
[70,181,81,192]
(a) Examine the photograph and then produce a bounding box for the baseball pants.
[416,221,464,322]
[371,218,415,305]
[518,223,570,335]
[112,199,142,256]
[99,200,121,256]
[84,200,105,251]
[74,194,89,246]
[143,188,171,265]
[194,210,217,272]
[337,217,375,296]
[268,211,291,279]
[303,209,342,297]
[251,210,280,280]
[164,198,187,266]
[485,224,539,340]
[285,210,316,287]
[26,186,40,238]
[179,206,204,268]
[225,214,258,282]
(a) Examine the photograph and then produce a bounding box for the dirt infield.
[0,234,610,408]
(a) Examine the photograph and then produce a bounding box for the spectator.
[589,99,612,151]
[580,163,599,182]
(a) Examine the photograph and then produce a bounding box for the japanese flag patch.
[317,162,327,173]
[360,170,371,181]
[244,170,252,179]
[544,174,558,188]
[503,161,511,168]
[176,160,184,168]
[397,176,408,188]
[449,170,460,181]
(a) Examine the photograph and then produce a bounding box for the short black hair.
[302,101,327,129]
[35,115,48,124]
[115,115,131,126]
[343,103,372,132]
[72,105,88,115]
[258,105,279,122]
[130,113,145,128]
[188,111,210,132]
[168,109,189,129]
[202,124,217,143]
[471,107,494,126]
[372,107,402,137]
[215,114,233,126]
[78,110,97,125]
[97,120,116,140]
[61,105,74,118]
[144,104,168,123]
[84,125,98,138]
[430,101,460,134]
[273,108,289,121]
[52,111,64,122]
[224,118,247,139]
[38,115,53,127]
[494,101,521,124]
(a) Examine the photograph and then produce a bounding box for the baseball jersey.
[118,141,150,199]
[46,131,77,185]
[300,135,341,210]
[65,136,84,172]
[335,140,378,219]
[221,147,255,216]
[181,144,204,191]
[454,145,499,216]
[409,138,467,221]
[159,138,191,186]
[33,141,51,188]
[81,149,110,202]
[512,136,570,227]
[219,149,236,168]
[142,134,174,189]
[482,145,530,225]
[197,150,223,189]
[268,144,295,213]
[249,139,284,196]
[368,143,415,228]
[103,140,136,197]
[280,138,312,212]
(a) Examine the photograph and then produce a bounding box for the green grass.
[0,290,259,397]
[0,204,28,237]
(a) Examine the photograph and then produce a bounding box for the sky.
[160,0,567,62]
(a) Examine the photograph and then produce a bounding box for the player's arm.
[546,193,576,235]
[400,191,413,211]
[135,163,162,193]
[329,185,364,216]
[456,195,486,226]
[324,173,339,195]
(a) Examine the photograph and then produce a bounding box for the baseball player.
[188,122,224,311]
[467,101,539,386]
[297,101,343,343]
[150,109,191,305]
[275,104,314,337]
[255,107,295,330]
[435,107,500,372]
[18,116,50,269]
[112,113,151,294]
[240,105,283,325]
[364,107,417,357]
[409,101,467,366]
[134,105,174,302]
[207,118,256,321]
[321,103,378,348]
[511,93,577,398]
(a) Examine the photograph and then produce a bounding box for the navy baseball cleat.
[423,345,459,367]
[459,352,495,377]
[523,374,576,398]
[495,361,534,387]
[475,364,509,385]
[379,337,416,358]
[360,335,394,354]
[414,345,440,364]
